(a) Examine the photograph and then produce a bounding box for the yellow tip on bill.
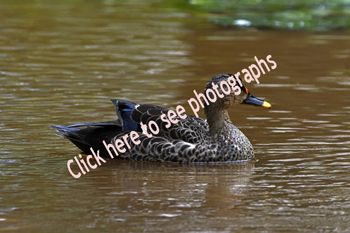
[262,101,271,108]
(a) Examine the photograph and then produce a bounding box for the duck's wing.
[53,99,212,162]
[111,99,209,142]
[111,100,211,163]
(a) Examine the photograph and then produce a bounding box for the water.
[1,1,350,232]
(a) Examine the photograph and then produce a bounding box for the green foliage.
[187,0,350,30]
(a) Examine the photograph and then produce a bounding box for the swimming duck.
[52,74,271,163]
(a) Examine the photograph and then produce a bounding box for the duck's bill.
[243,94,271,108]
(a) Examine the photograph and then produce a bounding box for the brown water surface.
[1,1,350,232]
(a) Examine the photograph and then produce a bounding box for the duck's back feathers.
[129,102,209,143]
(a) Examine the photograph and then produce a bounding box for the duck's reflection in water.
[83,160,255,221]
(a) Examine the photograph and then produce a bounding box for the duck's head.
[201,73,271,134]
[204,73,271,112]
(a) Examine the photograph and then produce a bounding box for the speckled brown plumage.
[53,73,270,163]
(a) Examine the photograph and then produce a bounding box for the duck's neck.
[205,105,231,136]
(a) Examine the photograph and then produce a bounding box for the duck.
[52,74,271,163]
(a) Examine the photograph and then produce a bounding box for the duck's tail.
[52,99,145,157]
[52,120,123,157]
